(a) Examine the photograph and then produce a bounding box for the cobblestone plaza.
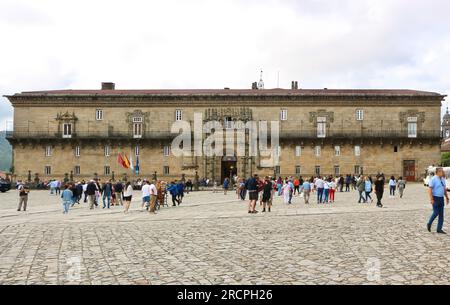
[0,184,449,285]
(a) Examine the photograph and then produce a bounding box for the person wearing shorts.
[123,182,133,213]
[246,174,259,214]
[262,177,273,213]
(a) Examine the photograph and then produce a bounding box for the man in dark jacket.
[374,174,385,208]
[86,180,97,210]
[115,181,124,206]
[102,180,112,209]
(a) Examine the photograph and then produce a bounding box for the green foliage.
[442,152,450,167]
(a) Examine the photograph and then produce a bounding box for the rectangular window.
[295,166,301,175]
[62,123,72,138]
[356,109,364,121]
[355,145,361,157]
[45,146,52,157]
[132,117,143,123]
[135,145,140,156]
[334,145,341,156]
[334,166,340,176]
[104,145,111,157]
[315,166,321,176]
[96,109,103,121]
[75,146,80,157]
[45,166,51,175]
[394,146,399,153]
[224,117,233,129]
[133,123,143,138]
[354,165,363,175]
[175,110,183,121]
[164,146,171,157]
[295,146,302,157]
[74,166,81,176]
[275,166,281,175]
[104,166,111,176]
[315,146,321,157]
[280,109,288,121]
[317,117,327,138]
[408,118,417,138]
[163,166,170,175]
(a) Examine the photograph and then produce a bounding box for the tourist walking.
[323,179,330,203]
[365,176,373,203]
[389,176,397,197]
[123,182,133,213]
[357,176,366,203]
[246,174,259,214]
[315,177,325,204]
[141,180,151,211]
[282,180,292,204]
[148,180,158,214]
[17,183,30,212]
[397,177,407,199]
[167,182,180,206]
[115,181,124,206]
[86,180,97,210]
[345,175,351,192]
[329,178,336,203]
[102,180,112,209]
[374,175,385,208]
[293,178,300,196]
[223,178,230,195]
[261,177,273,213]
[302,179,311,204]
[427,167,449,234]
[276,177,283,196]
[61,184,73,214]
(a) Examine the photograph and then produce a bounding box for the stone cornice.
[4,94,445,107]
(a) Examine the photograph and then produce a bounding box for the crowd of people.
[231,173,409,213]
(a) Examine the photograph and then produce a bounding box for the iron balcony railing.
[279,129,442,140]
[5,129,442,140]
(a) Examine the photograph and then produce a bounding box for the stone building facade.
[4,83,445,183]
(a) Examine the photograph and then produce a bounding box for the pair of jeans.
[365,191,372,202]
[317,188,324,203]
[390,186,396,196]
[102,194,111,208]
[63,201,71,213]
[358,191,366,203]
[277,184,282,196]
[240,189,247,200]
[324,189,329,203]
[428,196,445,232]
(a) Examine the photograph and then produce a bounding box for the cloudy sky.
[1,0,449,129]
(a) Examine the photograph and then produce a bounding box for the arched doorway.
[221,156,237,183]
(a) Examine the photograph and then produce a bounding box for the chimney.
[252,82,258,90]
[291,81,299,90]
[101,82,115,90]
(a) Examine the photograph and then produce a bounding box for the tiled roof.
[13,88,444,97]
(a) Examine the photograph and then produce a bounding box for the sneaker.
[437,230,447,234]
[427,223,431,232]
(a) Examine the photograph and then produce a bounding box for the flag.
[129,154,134,171]
[118,154,126,168]
[135,156,140,175]
[122,154,131,169]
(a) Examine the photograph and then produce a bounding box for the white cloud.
[0,0,449,129]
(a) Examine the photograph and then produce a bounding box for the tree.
[442,152,450,167]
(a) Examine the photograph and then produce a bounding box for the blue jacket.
[61,189,73,202]
[167,184,179,196]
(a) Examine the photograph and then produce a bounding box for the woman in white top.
[389,176,397,197]
[123,182,133,213]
